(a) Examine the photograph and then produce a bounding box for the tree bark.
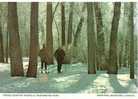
[46,2,53,64]
[26,2,39,77]
[61,2,66,46]
[108,2,121,74]
[73,4,85,47]
[0,22,4,63]
[5,31,9,63]
[94,3,105,70]
[67,3,74,45]
[87,3,96,74]
[129,2,134,79]
[73,17,84,47]
[123,3,130,67]
[8,2,24,76]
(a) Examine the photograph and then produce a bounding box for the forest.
[0,2,138,93]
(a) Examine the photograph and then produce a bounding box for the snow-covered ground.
[0,58,137,93]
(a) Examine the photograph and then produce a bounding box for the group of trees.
[87,2,136,79]
[0,2,137,79]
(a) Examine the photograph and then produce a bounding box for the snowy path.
[0,60,137,93]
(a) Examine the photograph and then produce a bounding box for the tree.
[94,3,105,70]
[67,3,74,45]
[5,31,9,63]
[123,3,130,67]
[129,2,134,79]
[0,21,4,63]
[8,2,24,76]
[72,4,86,63]
[46,2,53,64]
[61,2,66,46]
[108,2,121,74]
[87,3,96,74]
[0,4,4,63]
[26,2,39,77]
[73,17,84,47]
[73,4,85,47]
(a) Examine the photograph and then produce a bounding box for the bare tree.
[67,3,74,45]
[129,2,134,79]
[94,3,105,70]
[26,2,39,77]
[8,2,24,76]
[87,3,96,74]
[61,2,66,46]
[46,2,53,64]
[108,2,121,74]
[0,22,4,63]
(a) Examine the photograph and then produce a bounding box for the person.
[54,47,65,73]
[39,44,49,73]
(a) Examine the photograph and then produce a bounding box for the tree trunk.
[123,3,130,67]
[26,2,39,77]
[46,2,53,64]
[134,36,137,63]
[61,2,66,46]
[72,4,86,63]
[5,31,9,63]
[129,3,134,79]
[8,2,24,76]
[0,22,4,63]
[94,3,105,70]
[108,2,121,74]
[118,41,123,68]
[87,3,96,74]
[67,3,74,45]
[73,17,84,47]
[73,4,85,47]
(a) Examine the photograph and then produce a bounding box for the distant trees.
[108,2,121,74]
[87,3,96,74]
[26,2,39,77]
[8,2,24,76]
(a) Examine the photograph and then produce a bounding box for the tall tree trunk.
[94,3,105,70]
[87,3,96,74]
[73,17,84,47]
[134,36,137,63]
[0,22,4,63]
[26,2,39,77]
[108,2,121,74]
[123,3,130,67]
[72,4,86,63]
[46,2,53,64]
[67,3,74,45]
[5,31,9,63]
[8,2,24,76]
[129,3,134,79]
[73,4,85,47]
[61,2,66,46]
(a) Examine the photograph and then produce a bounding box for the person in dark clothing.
[54,47,65,73]
[39,44,49,73]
